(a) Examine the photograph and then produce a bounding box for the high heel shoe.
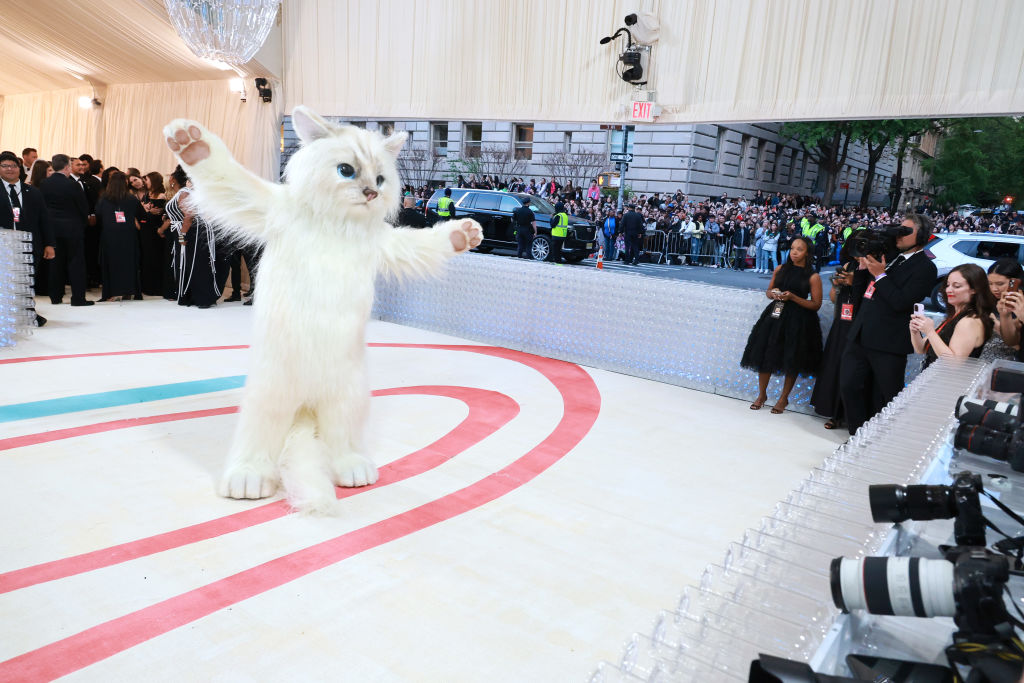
[771,399,789,414]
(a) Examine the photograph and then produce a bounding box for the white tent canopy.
[1,0,1022,180]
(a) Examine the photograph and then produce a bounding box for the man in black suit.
[731,220,750,270]
[40,154,93,306]
[0,151,53,325]
[620,204,645,266]
[72,156,101,286]
[840,214,937,434]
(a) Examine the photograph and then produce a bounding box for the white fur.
[163,108,481,515]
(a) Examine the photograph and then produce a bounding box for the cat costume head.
[284,106,408,224]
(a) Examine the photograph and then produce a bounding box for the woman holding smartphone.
[910,263,994,367]
[983,258,1024,359]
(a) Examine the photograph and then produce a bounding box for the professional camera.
[831,548,1011,631]
[956,395,1019,433]
[869,472,986,546]
[845,224,911,260]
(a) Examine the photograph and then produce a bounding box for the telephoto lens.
[830,556,955,618]
[868,483,959,523]
[955,396,1019,432]
[953,424,1024,471]
[991,368,1024,394]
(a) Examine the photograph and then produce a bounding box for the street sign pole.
[616,125,634,214]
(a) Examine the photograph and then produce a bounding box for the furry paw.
[218,466,279,500]
[448,219,483,253]
[164,120,211,166]
[329,453,379,488]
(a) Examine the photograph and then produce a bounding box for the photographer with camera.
[839,214,938,435]
[910,264,994,368]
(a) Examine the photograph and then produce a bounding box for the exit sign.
[631,101,654,122]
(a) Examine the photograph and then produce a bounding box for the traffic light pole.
[616,125,634,214]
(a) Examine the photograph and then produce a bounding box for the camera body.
[869,471,986,546]
[846,224,912,260]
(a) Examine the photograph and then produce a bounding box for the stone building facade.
[281,116,908,207]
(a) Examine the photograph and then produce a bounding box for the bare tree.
[395,143,445,189]
[542,150,607,192]
[448,144,528,186]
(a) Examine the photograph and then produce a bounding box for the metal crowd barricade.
[642,229,666,264]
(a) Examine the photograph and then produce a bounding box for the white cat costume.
[163,107,482,514]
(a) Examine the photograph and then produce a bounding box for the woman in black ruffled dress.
[741,235,823,414]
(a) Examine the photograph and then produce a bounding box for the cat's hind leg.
[278,408,338,515]
[315,393,379,488]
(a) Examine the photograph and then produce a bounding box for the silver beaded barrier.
[374,253,834,415]
[0,230,35,347]
[586,355,991,681]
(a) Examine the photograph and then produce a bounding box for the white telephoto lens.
[831,557,955,617]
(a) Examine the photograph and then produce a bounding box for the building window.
[738,135,750,179]
[513,123,534,160]
[798,153,808,188]
[713,128,726,172]
[463,122,482,157]
[783,148,796,184]
[378,121,394,137]
[754,140,766,180]
[563,132,572,153]
[431,123,449,157]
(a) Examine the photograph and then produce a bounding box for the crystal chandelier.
[165,0,282,65]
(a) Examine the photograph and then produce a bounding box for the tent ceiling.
[0,0,273,96]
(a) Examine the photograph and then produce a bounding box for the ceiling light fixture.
[165,0,282,65]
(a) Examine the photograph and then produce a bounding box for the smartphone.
[913,303,925,315]
[1008,278,1021,293]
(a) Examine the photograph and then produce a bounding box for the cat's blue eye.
[337,163,356,179]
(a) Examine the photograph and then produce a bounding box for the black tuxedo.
[840,250,937,433]
[0,181,53,295]
[39,173,89,303]
[620,210,644,264]
[75,174,102,285]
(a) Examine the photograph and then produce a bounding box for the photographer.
[839,214,938,434]
[910,263,993,368]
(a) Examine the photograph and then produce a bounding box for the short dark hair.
[89,160,102,176]
[0,151,20,165]
[78,154,94,163]
[444,188,451,196]
[21,147,36,157]
[51,154,71,171]
[905,213,934,247]
[521,197,530,204]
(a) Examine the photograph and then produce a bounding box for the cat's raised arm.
[164,120,283,245]
[377,219,483,280]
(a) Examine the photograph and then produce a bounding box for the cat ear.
[382,131,408,160]
[292,106,334,145]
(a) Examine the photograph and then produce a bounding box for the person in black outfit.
[0,151,53,325]
[839,214,938,435]
[512,196,536,258]
[396,195,427,229]
[95,172,144,302]
[39,154,93,306]
[620,204,645,266]
[73,157,102,287]
[137,172,168,297]
[811,247,867,430]
[731,221,750,270]
[741,236,823,414]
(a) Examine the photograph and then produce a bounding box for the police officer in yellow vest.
[549,201,569,263]
[802,215,826,272]
[437,188,455,221]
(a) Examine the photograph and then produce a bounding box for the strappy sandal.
[770,400,788,414]
[750,397,767,410]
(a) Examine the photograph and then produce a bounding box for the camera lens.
[991,368,1024,394]
[957,402,1019,432]
[830,556,955,618]
[954,424,1013,461]
[868,484,958,523]
[956,395,1018,418]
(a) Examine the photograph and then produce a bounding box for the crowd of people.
[0,147,258,323]
[402,177,1023,272]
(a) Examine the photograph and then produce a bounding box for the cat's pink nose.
[363,189,379,201]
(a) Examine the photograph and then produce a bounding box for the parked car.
[426,189,596,262]
[926,231,1024,309]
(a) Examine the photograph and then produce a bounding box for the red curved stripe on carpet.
[0,345,600,682]
[0,387,518,594]
[0,344,250,365]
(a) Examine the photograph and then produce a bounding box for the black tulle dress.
[740,265,823,375]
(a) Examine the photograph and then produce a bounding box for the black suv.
[426,189,596,262]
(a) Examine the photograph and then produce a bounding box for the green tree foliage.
[780,121,853,207]
[925,117,1024,209]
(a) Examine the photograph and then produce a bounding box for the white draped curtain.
[0,79,283,180]
[283,0,1024,123]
